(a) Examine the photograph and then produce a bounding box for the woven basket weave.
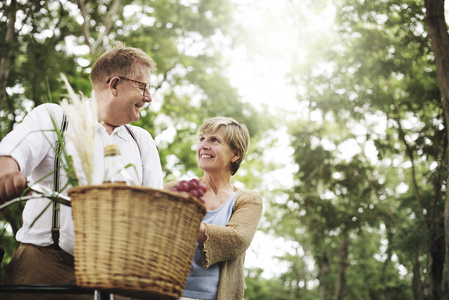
[68,184,206,299]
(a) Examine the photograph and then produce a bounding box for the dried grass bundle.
[60,74,97,186]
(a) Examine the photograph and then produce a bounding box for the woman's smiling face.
[196,127,237,174]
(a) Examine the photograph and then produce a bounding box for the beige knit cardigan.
[164,182,263,300]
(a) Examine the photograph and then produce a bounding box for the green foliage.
[245,266,320,300]
[0,204,22,283]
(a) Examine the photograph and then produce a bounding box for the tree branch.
[389,88,428,229]
[95,0,121,54]
[76,0,94,56]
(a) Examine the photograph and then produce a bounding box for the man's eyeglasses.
[107,76,151,98]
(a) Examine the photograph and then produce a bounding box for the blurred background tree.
[260,0,449,299]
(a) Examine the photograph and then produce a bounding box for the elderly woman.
[164,116,263,300]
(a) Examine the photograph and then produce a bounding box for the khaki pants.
[4,243,128,300]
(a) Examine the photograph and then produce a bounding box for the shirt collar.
[96,123,130,140]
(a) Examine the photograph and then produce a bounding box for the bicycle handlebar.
[0,183,71,210]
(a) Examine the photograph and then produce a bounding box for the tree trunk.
[423,0,449,294]
[412,247,425,300]
[0,0,17,111]
[318,253,331,300]
[336,233,349,300]
[424,218,445,300]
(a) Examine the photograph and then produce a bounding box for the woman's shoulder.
[237,188,262,197]
[236,189,263,204]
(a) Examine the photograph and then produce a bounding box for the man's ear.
[109,77,119,96]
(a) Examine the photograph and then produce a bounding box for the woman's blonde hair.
[90,42,157,89]
[198,116,250,176]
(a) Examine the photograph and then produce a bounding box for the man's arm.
[0,156,27,203]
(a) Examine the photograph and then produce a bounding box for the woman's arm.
[200,190,263,268]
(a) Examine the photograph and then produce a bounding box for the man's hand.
[0,156,26,204]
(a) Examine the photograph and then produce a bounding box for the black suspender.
[124,125,141,159]
[52,114,68,246]
[125,125,143,183]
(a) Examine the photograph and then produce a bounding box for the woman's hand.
[198,222,207,245]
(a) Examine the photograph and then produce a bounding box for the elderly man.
[0,43,163,299]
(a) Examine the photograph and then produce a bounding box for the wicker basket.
[68,183,207,299]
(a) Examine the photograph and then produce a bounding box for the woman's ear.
[231,149,241,163]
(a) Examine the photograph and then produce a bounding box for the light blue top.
[182,191,237,300]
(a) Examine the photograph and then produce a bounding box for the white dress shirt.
[0,103,163,255]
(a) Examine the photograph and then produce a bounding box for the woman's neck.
[201,172,234,196]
